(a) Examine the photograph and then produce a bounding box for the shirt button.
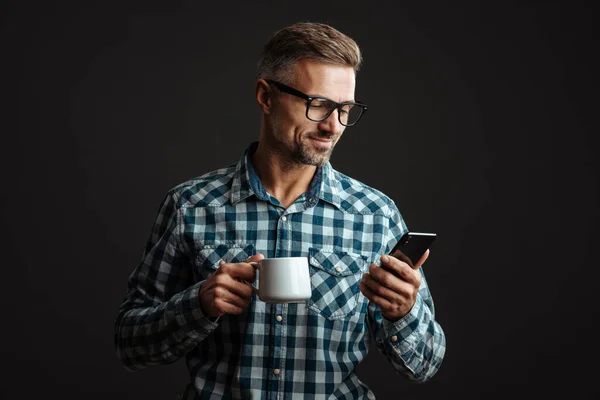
[281,215,287,222]
[273,369,281,375]
[335,266,342,273]
[276,315,283,322]
[391,335,398,342]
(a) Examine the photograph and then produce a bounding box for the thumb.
[414,249,430,269]
[246,253,265,263]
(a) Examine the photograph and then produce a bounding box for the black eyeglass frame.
[264,79,368,127]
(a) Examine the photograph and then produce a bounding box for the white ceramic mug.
[250,257,312,303]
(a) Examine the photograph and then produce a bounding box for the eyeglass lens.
[307,99,364,126]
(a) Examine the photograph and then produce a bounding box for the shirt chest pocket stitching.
[307,247,369,320]
[195,243,256,270]
[308,248,368,276]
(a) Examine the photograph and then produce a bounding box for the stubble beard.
[295,136,335,166]
[271,118,336,168]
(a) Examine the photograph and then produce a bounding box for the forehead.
[291,60,356,102]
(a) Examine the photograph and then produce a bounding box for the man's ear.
[256,79,273,114]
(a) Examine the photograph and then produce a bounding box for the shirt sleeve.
[114,190,218,371]
[366,202,447,382]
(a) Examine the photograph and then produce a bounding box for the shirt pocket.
[307,247,369,320]
[195,243,256,277]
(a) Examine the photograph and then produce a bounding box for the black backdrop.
[1,1,598,399]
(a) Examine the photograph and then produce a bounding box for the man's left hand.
[359,249,430,322]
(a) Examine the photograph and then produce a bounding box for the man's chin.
[299,149,332,166]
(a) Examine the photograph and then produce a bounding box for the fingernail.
[381,255,389,263]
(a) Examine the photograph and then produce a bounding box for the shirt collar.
[318,162,341,208]
[230,142,260,205]
[230,141,342,209]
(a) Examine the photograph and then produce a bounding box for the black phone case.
[389,232,437,266]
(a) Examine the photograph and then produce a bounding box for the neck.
[251,143,317,208]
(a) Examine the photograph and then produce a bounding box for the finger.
[362,271,411,302]
[219,261,257,282]
[217,285,253,307]
[199,279,232,318]
[390,249,414,268]
[246,253,265,263]
[378,256,417,284]
[212,270,255,297]
[358,279,406,314]
[227,279,257,299]
[414,249,430,268]
[213,295,249,315]
[359,279,394,309]
[243,253,264,279]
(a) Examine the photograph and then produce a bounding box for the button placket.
[270,303,286,386]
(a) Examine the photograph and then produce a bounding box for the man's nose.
[317,109,343,135]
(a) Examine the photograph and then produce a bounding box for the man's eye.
[311,99,335,109]
[340,105,353,114]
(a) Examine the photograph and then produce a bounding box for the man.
[115,22,446,399]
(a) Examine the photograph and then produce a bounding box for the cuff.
[381,293,424,353]
[174,281,219,336]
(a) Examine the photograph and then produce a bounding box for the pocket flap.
[196,243,256,269]
[308,248,368,277]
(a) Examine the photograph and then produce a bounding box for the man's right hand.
[199,253,264,318]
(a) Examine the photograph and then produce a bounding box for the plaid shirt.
[115,142,446,399]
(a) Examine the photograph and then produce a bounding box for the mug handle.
[247,261,260,291]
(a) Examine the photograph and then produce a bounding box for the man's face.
[266,60,356,167]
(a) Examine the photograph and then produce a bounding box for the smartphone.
[382,232,437,277]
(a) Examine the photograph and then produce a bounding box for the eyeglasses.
[265,79,368,127]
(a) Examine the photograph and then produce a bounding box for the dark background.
[1,1,598,399]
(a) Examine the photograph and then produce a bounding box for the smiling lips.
[308,136,335,148]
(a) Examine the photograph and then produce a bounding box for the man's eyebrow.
[310,93,357,103]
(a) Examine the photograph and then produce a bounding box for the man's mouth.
[308,133,336,142]
[309,136,334,148]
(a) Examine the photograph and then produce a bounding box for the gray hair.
[256,22,362,84]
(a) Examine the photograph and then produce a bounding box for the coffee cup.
[249,257,312,303]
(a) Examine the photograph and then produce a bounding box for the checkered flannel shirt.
[115,142,446,399]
